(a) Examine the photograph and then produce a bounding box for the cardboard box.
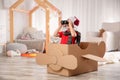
[36,41,106,76]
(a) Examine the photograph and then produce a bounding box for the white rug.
[104,51,120,62]
[99,51,120,65]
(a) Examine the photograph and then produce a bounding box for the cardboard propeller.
[36,53,78,70]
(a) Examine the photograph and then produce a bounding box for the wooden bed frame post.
[9,9,14,42]
[45,9,50,53]
[29,13,32,27]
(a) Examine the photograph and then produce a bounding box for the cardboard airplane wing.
[82,54,107,62]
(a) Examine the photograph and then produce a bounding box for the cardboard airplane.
[36,41,106,76]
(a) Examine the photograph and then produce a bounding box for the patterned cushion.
[20,33,33,40]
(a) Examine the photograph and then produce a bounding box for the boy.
[54,16,81,45]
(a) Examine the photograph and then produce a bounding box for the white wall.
[2,0,120,41]
[32,8,46,33]
[13,12,29,39]
[0,10,7,43]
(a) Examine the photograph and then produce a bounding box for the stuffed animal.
[7,49,21,57]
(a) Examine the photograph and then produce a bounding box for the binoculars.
[61,20,69,25]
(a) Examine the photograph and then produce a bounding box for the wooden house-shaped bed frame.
[9,0,62,51]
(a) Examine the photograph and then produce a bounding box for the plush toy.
[21,49,39,57]
[7,49,21,57]
[26,49,39,53]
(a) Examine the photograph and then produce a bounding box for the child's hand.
[58,21,62,28]
[68,19,73,28]
[68,19,72,23]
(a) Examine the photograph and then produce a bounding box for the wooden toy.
[21,53,37,57]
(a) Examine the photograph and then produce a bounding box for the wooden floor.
[0,56,120,80]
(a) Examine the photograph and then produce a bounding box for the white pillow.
[23,27,37,34]
[30,31,45,40]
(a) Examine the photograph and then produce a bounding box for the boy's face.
[62,24,69,27]
[62,24,70,31]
